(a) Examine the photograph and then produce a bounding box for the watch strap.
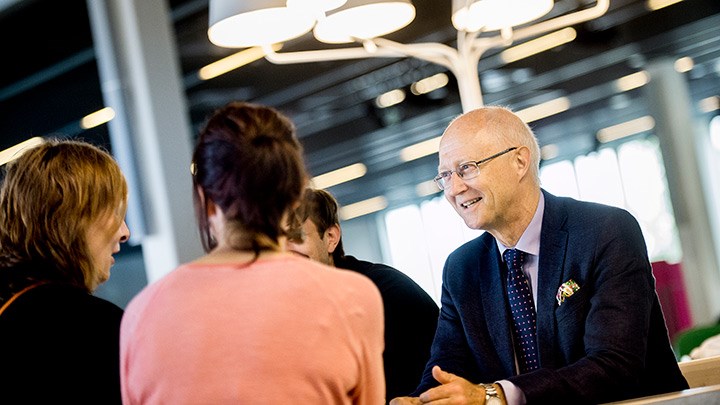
[481,383,507,404]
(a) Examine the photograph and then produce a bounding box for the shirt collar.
[497,191,544,258]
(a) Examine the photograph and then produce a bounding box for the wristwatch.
[481,383,504,405]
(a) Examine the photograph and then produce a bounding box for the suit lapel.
[536,191,569,370]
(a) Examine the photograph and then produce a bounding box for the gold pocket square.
[556,279,580,306]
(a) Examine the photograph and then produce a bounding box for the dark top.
[0,266,123,405]
[335,255,440,402]
[413,190,688,403]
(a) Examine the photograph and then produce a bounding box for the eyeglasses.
[433,147,518,190]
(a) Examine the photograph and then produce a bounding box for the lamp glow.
[516,97,570,123]
[286,0,347,13]
[411,73,449,95]
[0,137,44,166]
[81,107,116,129]
[452,0,553,32]
[375,89,406,108]
[597,116,655,143]
[646,0,683,11]
[313,0,416,44]
[198,44,283,80]
[340,196,388,220]
[614,71,650,92]
[312,163,367,189]
[401,136,441,162]
[699,96,720,113]
[208,0,315,47]
[674,56,694,73]
[500,28,576,64]
[416,179,441,197]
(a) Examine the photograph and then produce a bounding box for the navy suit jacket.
[413,190,688,403]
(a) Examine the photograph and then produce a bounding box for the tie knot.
[503,248,525,270]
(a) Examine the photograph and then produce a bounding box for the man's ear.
[325,224,342,255]
[515,145,531,179]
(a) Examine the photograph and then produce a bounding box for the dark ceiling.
[1,0,720,211]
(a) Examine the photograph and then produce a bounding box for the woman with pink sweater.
[120,101,385,404]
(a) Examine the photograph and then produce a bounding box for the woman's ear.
[206,198,218,218]
[199,187,223,244]
[197,187,218,218]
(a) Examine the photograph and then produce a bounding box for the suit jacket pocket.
[555,286,590,361]
[555,286,589,324]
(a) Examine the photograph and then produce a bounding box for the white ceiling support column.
[645,58,720,325]
[87,0,203,283]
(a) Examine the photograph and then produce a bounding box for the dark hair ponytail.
[192,102,308,256]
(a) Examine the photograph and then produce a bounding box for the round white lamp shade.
[313,0,416,44]
[286,0,348,13]
[452,0,554,32]
[208,0,316,48]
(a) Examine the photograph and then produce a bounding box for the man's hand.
[389,366,487,404]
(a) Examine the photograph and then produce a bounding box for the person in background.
[391,106,688,404]
[0,139,130,404]
[120,101,385,404]
[286,187,440,402]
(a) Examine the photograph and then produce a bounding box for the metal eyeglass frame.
[433,147,518,190]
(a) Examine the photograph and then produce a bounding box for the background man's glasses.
[434,147,518,190]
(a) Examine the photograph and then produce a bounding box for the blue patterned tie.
[504,248,539,373]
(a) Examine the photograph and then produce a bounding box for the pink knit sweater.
[121,254,385,404]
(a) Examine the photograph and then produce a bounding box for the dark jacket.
[0,266,123,405]
[335,255,440,402]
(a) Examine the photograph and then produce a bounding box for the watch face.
[486,397,503,405]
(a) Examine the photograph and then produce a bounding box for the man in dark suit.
[391,106,688,404]
[286,188,440,403]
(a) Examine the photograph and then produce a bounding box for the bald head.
[442,106,541,182]
[437,106,542,244]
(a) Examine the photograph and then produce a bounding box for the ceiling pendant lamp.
[286,0,348,13]
[208,0,316,48]
[313,0,416,44]
[205,0,610,112]
[452,0,554,32]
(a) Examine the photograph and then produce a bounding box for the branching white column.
[262,0,609,112]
